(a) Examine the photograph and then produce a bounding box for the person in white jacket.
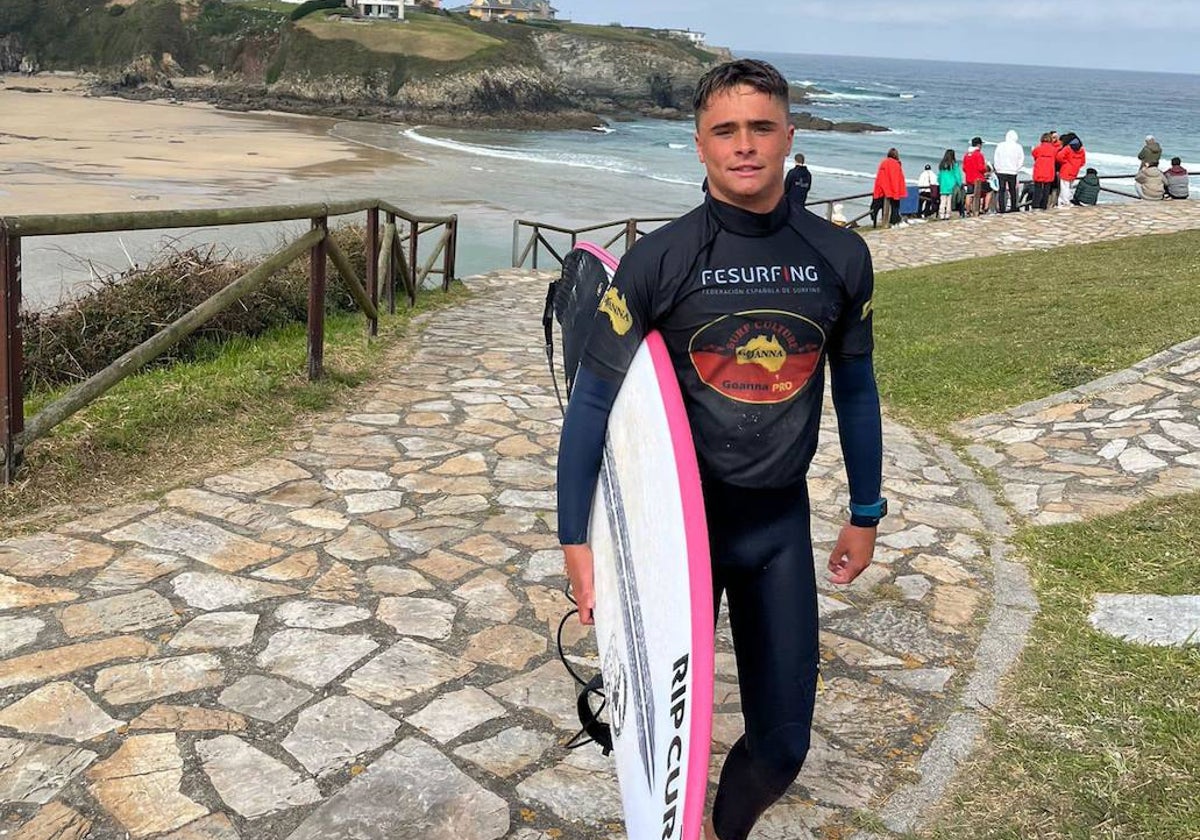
[993,130,1025,213]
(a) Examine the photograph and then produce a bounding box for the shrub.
[20,226,370,392]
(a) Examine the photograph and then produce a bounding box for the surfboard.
[556,243,714,840]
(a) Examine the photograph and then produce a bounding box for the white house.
[666,28,706,46]
[344,0,405,19]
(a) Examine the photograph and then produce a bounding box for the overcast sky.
[553,1,1200,75]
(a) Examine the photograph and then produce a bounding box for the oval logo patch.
[689,310,824,404]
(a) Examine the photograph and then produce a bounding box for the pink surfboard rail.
[646,330,714,840]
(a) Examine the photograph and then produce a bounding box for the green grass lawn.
[1,286,469,532]
[297,12,502,61]
[922,492,1200,840]
[873,230,1200,430]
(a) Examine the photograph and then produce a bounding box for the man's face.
[694,84,793,213]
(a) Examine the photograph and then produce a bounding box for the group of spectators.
[1133,136,1192,201]
[822,131,1191,227]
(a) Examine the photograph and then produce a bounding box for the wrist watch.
[849,497,888,528]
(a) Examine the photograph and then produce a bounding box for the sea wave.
[667,142,688,150]
[401,126,695,185]
[808,164,876,180]
[1086,151,1143,171]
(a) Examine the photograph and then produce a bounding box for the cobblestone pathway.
[867,197,1200,270]
[958,338,1200,524]
[2,202,1198,840]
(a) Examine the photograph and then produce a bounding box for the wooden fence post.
[308,217,328,381]
[365,207,379,337]
[0,228,24,483]
[386,212,397,315]
[443,215,457,291]
[882,198,893,229]
[625,219,637,252]
[408,220,419,296]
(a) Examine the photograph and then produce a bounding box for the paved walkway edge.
[872,436,1039,836]
[955,333,1200,432]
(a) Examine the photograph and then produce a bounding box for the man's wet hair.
[692,59,789,124]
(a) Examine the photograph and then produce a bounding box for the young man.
[556,59,885,840]
[784,151,813,207]
[962,137,987,217]
[1164,157,1190,200]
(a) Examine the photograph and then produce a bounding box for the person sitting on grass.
[1070,168,1101,206]
[1135,161,1167,200]
[1164,158,1190,200]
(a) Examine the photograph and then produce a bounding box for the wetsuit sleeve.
[828,239,882,523]
[827,241,875,361]
[829,356,883,523]
[557,245,665,544]
[556,367,618,544]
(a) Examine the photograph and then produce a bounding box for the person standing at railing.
[1164,158,1190,200]
[993,129,1025,213]
[1135,160,1168,200]
[1070,168,1101,206]
[937,149,964,220]
[1031,133,1058,210]
[917,163,939,217]
[1056,133,1086,207]
[784,152,812,208]
[871,148,907,227]
[962,137,987,216]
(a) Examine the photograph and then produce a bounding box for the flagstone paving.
[2,202,1198,839]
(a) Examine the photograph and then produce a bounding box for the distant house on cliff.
[344,0,404,19]
[466,0,557,22]
[343,0,442,19]
[665,28,706,46]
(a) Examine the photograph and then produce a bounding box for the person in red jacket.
[871,147,907,227]
[1031,132,1058,210]
[1055,133,1087,207]
[962,137,987,216]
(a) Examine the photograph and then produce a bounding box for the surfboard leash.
[556,587,614,756]
[541,279,567,416]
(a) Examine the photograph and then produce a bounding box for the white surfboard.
[573,245,715,840]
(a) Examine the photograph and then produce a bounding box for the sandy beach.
[0,74,404,215]
[0,74,698,308]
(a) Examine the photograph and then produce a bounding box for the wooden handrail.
[0,198,460,482]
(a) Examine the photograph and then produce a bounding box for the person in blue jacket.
[556,59,885,840]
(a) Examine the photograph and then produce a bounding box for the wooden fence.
[0,198,457,483]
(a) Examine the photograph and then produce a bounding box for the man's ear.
[695,130,705,164]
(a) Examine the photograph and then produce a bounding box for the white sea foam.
[1086,151,1143,171]
[401,126,694,185]
[808,164,876,180]
[667,142,688,150]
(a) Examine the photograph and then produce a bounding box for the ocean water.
[20,54,1200,305]
[377,52,1200,206]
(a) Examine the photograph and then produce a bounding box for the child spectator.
[1031,132,1058,210]
[917,163,939,217]
[1070,168,1101,206]
[937,149,964,220]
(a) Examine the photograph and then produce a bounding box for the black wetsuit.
[556,194,882,840]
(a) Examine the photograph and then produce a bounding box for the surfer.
[557,59,885,840]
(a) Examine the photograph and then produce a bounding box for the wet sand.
[0,74,699,308]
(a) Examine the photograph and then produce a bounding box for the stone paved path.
[2,202,1198,840]
[958,338,1200,524]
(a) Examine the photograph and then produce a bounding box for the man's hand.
[562,543,596,625]
[827,523,877,585]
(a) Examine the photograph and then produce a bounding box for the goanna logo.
[599,287,632,336]
[689,310,824,405]
[735,334,787,373]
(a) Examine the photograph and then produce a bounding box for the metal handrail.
[0,198,460,483]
